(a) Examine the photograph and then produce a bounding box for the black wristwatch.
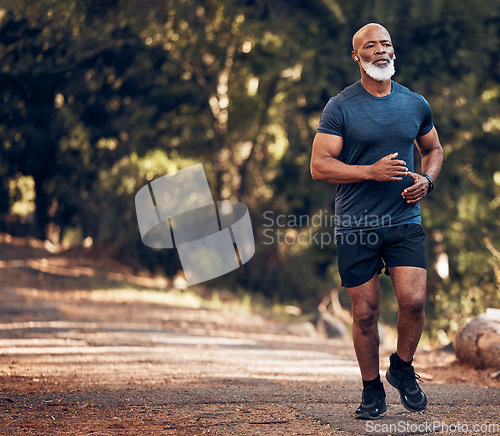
[422,174,435,193]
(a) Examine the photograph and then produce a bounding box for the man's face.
[355,27,395,82]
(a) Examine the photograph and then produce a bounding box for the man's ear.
[352,51,359,62]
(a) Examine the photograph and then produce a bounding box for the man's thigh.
[388,266,427,307]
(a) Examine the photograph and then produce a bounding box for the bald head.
[352,23,391,51]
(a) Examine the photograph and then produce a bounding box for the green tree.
[0,0,498,339]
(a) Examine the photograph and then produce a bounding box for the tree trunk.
[33,174,50,240]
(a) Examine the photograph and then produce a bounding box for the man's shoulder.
[332,81,364,105]
[393,81,428,104]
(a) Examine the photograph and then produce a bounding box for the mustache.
[373,55,393,63]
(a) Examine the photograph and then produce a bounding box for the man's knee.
[398,298,425,318]
[353,306,380,334]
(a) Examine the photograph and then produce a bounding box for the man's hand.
[401,172,430,203]
[369,152,408,182]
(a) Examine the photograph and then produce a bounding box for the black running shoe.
[386,353,427,412]
[355,385,387,420]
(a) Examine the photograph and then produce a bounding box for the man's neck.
[360,76,393,97]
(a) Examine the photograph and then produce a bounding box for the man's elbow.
[421,144,443,158]
[310,166,317,181]
[437,143,444,159]
[310,163,322,181]
[431,144,444,162]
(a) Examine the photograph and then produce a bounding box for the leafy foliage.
[0,0,499,339]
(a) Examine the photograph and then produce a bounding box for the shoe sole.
[386,369,427,412]
[355,403,387,420]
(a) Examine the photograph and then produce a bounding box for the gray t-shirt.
[317,80,433,234]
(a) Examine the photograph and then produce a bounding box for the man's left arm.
[402,127,444,203]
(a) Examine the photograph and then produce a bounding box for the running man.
[310,23,444,419]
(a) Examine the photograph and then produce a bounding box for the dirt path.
[0,288,498,435]
[0,234,499,435]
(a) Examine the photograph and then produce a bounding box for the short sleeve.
[317,98,344,137]
[417,96,433,137]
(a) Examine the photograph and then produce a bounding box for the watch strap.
[422,174,434,193]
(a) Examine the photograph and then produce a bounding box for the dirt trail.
[0,234,498,435]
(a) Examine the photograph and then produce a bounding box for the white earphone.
[355,57,359,61]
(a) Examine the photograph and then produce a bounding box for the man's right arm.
[310,132,409,184]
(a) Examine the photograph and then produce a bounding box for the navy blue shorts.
[336,224,426,288]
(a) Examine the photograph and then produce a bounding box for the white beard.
[360,55,396,82]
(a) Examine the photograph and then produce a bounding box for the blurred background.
[0,0,499,342]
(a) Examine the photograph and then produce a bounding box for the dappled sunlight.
[0,318,359,386]
[0,256,168,288]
